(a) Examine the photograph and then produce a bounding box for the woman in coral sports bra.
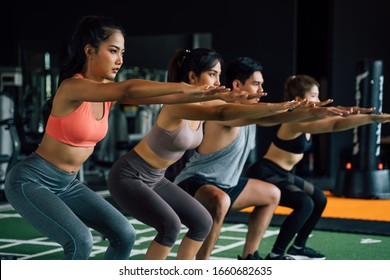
[3,16,233,260]
[107,48,305,260]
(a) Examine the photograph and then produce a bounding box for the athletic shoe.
[237,251,263,260]
[265,253,294,260]
[286,246,326,260]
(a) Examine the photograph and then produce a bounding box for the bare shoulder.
[200,121,240,153]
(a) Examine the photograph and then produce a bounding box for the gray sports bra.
[145,120,204,161]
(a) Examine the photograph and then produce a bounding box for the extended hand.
[312,99,334,107]
[278,99,309,112]
[216,90,268,103]
[336,106,376,115]
[216,90,251,103]
[311,106,352,118]
[184,83,231,98]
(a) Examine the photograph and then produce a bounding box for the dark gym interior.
[1,0,389,199]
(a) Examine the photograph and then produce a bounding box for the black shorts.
[177,175,248,212]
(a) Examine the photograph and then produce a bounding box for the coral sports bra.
[45,74,112,147]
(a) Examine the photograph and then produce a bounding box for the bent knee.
[155,218,182,247]
[187,210,213,241]
[269,185,281,205]
[212,195,231,219]
[297,193,315,212]
[196,189,230,219]
[116,226,137,249]
[317,190,328,206]
[63,233,94,260]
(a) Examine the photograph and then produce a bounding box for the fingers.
[309,99,333,107]
[286,100,300,111]
[318,99,334,106]
[330,107,349,116]
[218,90,248,102]
[205,85,218,91]
[347,106,376,115]
[246,92,263,100]
[357,107,376,114]
[314,106,349,117]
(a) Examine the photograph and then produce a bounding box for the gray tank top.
[174,125,256,188]
[145,120,204,161]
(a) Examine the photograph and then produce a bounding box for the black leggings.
[108,150,212,247]
[248,158,327,254]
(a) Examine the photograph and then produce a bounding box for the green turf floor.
[1,207,389,260]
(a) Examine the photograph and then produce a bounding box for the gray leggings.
[108,150,212,247]
[4,152,135,260]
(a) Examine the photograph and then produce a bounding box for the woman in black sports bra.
[248,75,390,260]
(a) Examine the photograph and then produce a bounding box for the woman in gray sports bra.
[107,48,305,260]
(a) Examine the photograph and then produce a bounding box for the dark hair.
[167,48,223,83]
[283,74,320,101]
[225,57,263,87]
[43,15,125,127]
[57,15,126,87]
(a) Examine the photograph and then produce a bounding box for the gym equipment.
[0,91,22,200]
[335,60,390,198]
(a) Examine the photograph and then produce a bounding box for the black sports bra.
[272,133,312,154]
